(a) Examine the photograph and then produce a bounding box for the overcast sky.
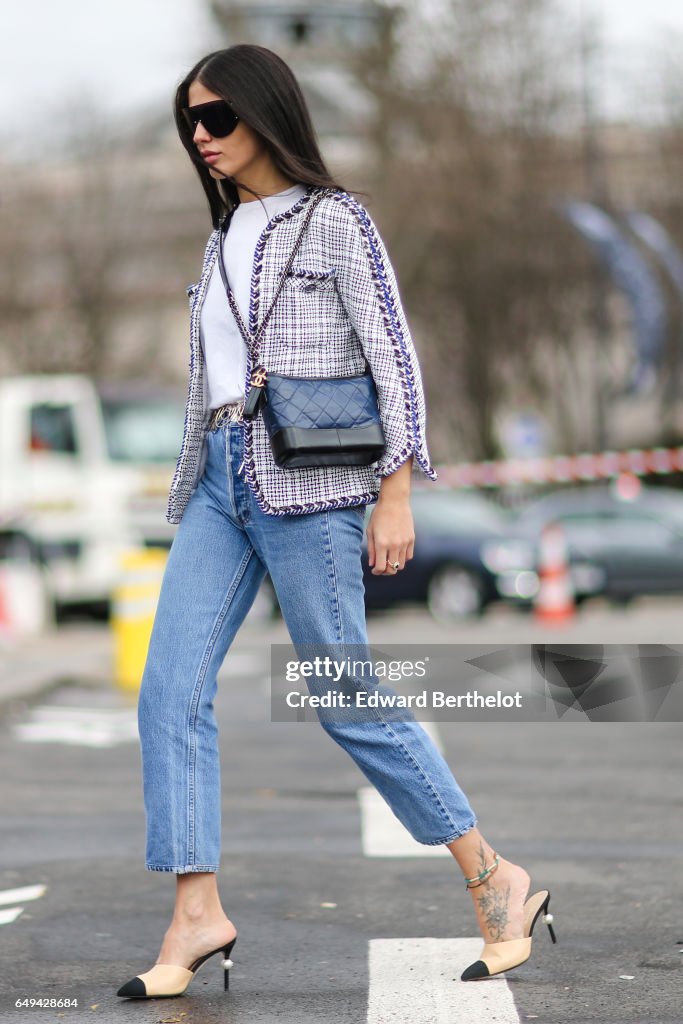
[3,0,683,154]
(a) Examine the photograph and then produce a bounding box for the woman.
[117,44,554,1000]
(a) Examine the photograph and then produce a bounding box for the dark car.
[259,488,515,622]
[359,488,515,620]
[484,480,683,606]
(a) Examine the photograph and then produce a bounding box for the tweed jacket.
[166,186,438,523]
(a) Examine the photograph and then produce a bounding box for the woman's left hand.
[367,496,415,575]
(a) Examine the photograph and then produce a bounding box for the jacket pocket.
[285,266,337,292]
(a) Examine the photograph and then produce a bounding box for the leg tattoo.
[476,884,510,941]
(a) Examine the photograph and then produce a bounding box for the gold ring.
[391,561,400,570]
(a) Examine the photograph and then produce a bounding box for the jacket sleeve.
[328,193,438,481]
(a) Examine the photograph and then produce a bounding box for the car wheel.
[427,564,484,621]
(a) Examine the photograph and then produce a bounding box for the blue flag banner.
[626,210,683,309]
[561,200,669,393]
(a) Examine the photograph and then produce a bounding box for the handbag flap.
[262,374,382,431]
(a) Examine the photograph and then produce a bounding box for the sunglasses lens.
[183,101,239,138]
[204,108,239,137]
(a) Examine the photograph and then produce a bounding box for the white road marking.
[368,938,521,1024]
[0,884,47,906]
[0,884,48,927]
[13,706,139,747]
[0,907,24,925]
[11,649,268,747]
[359,721,451,858]
[358,789,451,858]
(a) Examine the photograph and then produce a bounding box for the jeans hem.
[146,863,219,873]
[419,817,478,846]
[358,703,476,842]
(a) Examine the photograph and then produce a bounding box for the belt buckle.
[210,402,244,430]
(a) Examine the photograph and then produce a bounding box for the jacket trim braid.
[249,187,319,337]
[330,190,437,483]
[166,228,221,521]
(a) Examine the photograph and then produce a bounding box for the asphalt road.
[1,603,682,1024]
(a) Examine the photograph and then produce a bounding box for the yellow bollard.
[111,547,168,692]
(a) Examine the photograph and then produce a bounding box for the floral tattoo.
[473,842,509,941]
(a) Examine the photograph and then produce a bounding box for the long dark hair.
[174,45,348,228]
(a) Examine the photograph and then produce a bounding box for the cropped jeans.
[137,422,477,872]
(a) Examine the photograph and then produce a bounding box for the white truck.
[0,374,185,620]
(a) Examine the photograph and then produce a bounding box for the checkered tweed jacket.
[166,185,438,523]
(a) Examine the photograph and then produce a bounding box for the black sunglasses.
[181,99,240,138]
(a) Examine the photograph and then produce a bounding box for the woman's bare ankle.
[171,904,230,928]
[170,871,227,927]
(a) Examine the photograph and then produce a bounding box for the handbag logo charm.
[242,365,268,419]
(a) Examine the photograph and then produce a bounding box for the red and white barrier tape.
[426,447,683,488]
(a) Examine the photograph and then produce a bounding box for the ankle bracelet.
[464,852,500,890]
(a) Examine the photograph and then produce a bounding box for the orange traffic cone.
[533,522,575,625]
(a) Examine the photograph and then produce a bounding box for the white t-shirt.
[200,183,307,408]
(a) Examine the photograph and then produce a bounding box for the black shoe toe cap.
[461,959,490,982]
[116,976,147,998]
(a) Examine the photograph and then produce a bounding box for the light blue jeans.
[138,422,477,871]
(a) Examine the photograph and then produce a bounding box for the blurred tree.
[0,97,202,380]
[652,34,683,444]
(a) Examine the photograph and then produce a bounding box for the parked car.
[262,488,517,622]
[482,481,683,606]
[360,489,517,620]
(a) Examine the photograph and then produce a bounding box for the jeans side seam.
[325,507,464,835]
[185,543,257,866]
[224,428,238,523]
[321,510,343,644]
[324,510,463,839]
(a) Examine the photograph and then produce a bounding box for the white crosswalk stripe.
[358,788,451,858]
[358,721,450,858]
[0,884,47,927]
[12,707,139,747]
[0,907,24,925]
[10,649,266,750]
[0,884,47,905]
[362,724,522,1021]
[368,938,521,1024]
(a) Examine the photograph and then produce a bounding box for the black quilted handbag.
[216,190,386,468]
[259,369,385,468]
